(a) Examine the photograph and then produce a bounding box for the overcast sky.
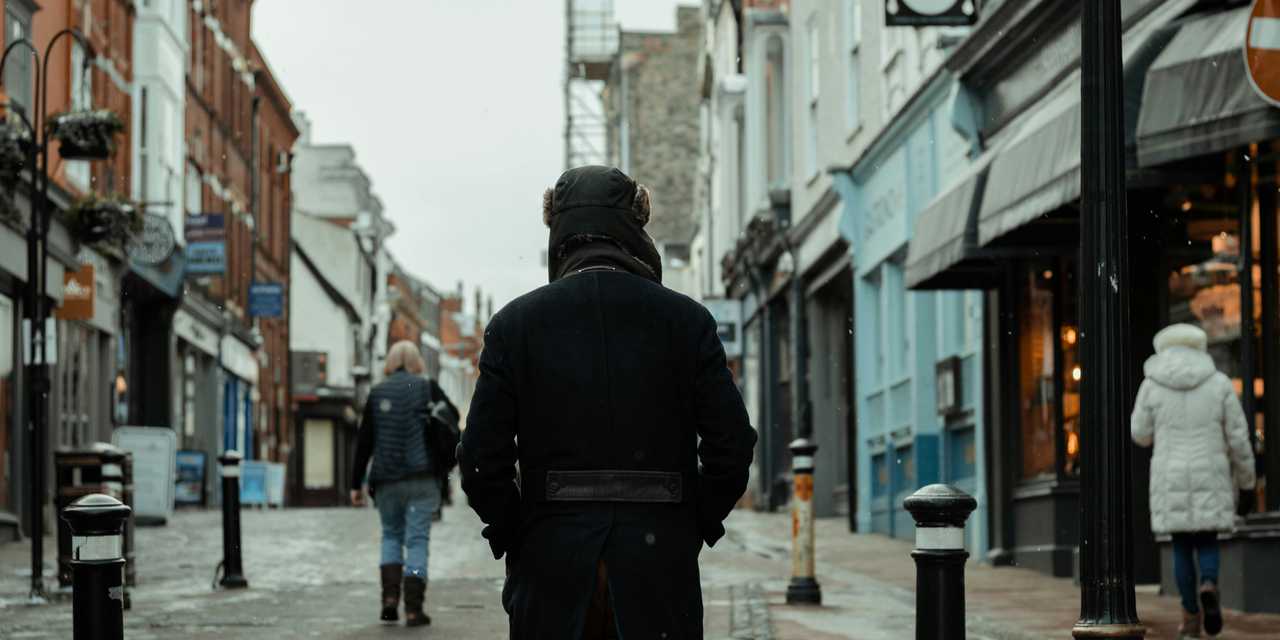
[252,1,693,309]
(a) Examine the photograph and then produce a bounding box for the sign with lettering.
[185,213,225,275]
[55,264,94,321]
[886,0,978,27]
[127,213,176,266]
[248,282,284,318]
[174,449,207,506]
[702,298,743,359]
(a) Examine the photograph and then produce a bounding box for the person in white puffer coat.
[1131,323,1256,639]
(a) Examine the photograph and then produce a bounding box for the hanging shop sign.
[127,213,176,267]
[1245,0,1280,107]
[185,213,226,275]
[885,0,978,27]
[55,264,95,321]
[248,281,284,318]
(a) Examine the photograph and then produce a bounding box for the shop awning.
[1137,7,1280,168]
[977,80,1081,246]
[128,246,187,300]
[904,158,991,290]
[977,0,1195,246]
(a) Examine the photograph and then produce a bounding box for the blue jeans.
[375,476,441,580]
[1171,532,1219,614]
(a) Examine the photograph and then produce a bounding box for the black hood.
[545,166,663,284]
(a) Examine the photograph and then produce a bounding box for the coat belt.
[523,470,685,503]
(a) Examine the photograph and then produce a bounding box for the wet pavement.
[2,491,1279,639]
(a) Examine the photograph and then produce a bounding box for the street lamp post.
[0,28,103,601]
[1074,1,1144,638]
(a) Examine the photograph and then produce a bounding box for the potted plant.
[66,193,140,246]
[0,117,32,182]
[47,109,124,160]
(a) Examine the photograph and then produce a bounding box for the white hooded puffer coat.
[1131,324,1256,534]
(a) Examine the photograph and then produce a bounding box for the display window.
[1016,259,1079,483]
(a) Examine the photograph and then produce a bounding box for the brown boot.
[403,576,431,627]
[1178,609,1201,638]
[379,564,402,622]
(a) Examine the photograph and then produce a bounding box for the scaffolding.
[564,0,618,170]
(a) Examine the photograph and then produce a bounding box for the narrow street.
[4,487,1280,639]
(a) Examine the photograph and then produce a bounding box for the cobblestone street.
[3,494,1279,639]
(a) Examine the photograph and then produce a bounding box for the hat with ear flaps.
[542,165,663,284]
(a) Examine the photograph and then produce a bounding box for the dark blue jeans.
[1171,532,1219,614]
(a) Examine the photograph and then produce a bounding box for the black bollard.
[61,493,131,640]
[218,450,249,589]
[904,484,977,640]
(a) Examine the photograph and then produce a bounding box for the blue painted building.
[832,75,989,554]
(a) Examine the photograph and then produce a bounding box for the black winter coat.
[460,269,757,640]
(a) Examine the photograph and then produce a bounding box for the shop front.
[833,73,989,553]
[172,299,224,505]
[921,0,1280,609]
[220,333,260,460]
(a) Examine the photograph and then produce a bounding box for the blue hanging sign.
[249,282,284,318]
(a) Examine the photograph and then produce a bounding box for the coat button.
[548,481,560,494]
[666,479,679,495]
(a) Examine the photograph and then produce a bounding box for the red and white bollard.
[786,438,822,605]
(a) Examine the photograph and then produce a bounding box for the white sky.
[252,1,693,308]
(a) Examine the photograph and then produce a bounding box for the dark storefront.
[907,0,1280,612]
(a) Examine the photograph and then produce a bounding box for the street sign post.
[1245,0,1280,107]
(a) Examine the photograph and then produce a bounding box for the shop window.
[871,452,888,497]
[1017,260,1079,481]
[892,444,915,495]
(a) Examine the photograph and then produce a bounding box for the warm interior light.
[1181,200,1193,212]
[1071,366,1082,382]
[1043,270,1054,280]
[1064,327,1077,345]
[1067,431,1079,456]
[114,373,128,395]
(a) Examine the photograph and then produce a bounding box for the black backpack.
[424,381,460,478]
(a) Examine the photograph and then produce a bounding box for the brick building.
[604,6,703,297]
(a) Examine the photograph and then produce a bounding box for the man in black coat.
[460,166,757,639]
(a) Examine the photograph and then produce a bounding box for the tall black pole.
[1074,2,1143,638]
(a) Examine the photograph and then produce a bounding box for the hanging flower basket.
[47,109,124,160]
[0,120,32,182]
[67,194,141,246]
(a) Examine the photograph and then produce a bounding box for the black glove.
[1238,490,1255,518]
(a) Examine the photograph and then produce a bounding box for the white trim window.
[844,0,863,133]
[806,18,821,179]
[65,42,92,192]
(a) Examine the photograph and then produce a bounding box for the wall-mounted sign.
[936,356,963,416]
[702,298,743,359]
[886,0,978,27]
[185,213,226,275]
[249,281,284,318]
[55,264,95,321]
[127,213,176,266]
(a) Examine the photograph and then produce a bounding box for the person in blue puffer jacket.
[351,340,459,628]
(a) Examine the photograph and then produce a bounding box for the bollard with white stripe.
[61,493,131,640]
[785,438,822,605]
[217,451,249,589]
[904,484,977,640]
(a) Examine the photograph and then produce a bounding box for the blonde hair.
[384,340,426,376]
